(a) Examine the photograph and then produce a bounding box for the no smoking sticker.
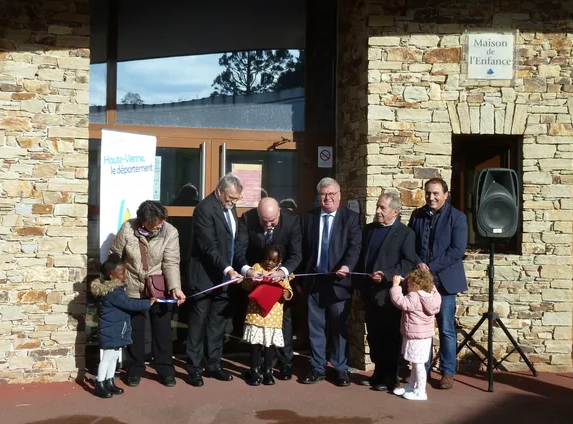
[318,146,333,168]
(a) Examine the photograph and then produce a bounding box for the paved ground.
[2,355,573,424]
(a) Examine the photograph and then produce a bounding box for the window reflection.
[114,50,305,131]
[226,150,298,208]
[156,148,202,206]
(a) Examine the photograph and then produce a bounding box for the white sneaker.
[403,389,427,401]
[393,384,414,396]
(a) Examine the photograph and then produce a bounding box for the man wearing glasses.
[185,173,244,387]
[299,178,361,386]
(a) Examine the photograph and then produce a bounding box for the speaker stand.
[457,239,538,392]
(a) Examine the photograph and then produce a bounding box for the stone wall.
[339,0,573,372]
[0,0,89,383]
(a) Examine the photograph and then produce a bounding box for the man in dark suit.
[234,197,302,380]
[185,173,244,387]
[299,178,361,387]
[355,193,416,391]
[408,178,467,390]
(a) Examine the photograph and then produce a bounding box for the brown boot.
[439,374,454,390]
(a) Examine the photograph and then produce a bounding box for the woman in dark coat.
[91,253,156,398]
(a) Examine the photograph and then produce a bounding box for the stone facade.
[339,0,572,372]
[0,0,89,383]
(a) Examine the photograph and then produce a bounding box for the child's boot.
[262,368,275,386]
[246,368,262,386]
[105,378,124,394]
[95,380,113,398]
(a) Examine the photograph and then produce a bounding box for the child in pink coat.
[390,269,441,400]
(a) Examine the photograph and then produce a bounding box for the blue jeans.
[425,292,457,376]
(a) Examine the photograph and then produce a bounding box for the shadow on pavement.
[24,416,128,424]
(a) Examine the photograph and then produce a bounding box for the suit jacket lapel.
[363,225,376,270]
[213,197,231,235]
[374,223,399,269]
[328,209,342,260]
[311,209,320,263]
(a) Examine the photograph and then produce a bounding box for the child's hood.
[419,287,442,316]
[91,278,125,297]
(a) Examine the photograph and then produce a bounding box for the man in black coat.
[356,193,417,391]
[185,173,244,387]
[299,178,361,387]
[234,197,302,380]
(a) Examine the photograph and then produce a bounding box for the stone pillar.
[0,0,89,383]
[338,0,573,372]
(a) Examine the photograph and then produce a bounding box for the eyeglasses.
[318,191,339,199]
[223,191,243,203]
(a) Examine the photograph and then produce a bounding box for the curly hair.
[264,243,285,262]
[406,269,434,293]
[100,253,123,280]
[136,200,168,224]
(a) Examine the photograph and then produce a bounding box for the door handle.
[220,142,227,178]
[200,141,206,199]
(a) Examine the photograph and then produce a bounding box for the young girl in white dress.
[242,243,293,386]
[390,269,442,400]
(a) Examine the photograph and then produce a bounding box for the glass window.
[116,50,305,131]
[89,0,108,124]
[156,147,202,207]
[226,150,299,209]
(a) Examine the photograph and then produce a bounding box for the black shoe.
[104,378,124,394]
[94,381,113,398]
[188,372,204,387]
[262,368,275,386]
[334,370,351,387]
[301,369,326,384]
[246,368,262,386]
[275,364,292,381]
[207,368,233,382]
[371,377,397,392]
[358,372,381,387]
[161,376,176,387]
[126,375,141,387]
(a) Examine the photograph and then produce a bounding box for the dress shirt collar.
[320,209,337,218]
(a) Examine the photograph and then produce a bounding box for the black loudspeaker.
[474,168,519,238]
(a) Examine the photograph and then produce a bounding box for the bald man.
[234,197,302,380]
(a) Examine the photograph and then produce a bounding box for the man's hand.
[246,268,263,281]
[417,263,430,272]
[335,266,350,278]
[392,275,402,287]
[170,288,186,306]
[267,270,286,283]
[370,271,384,283]
[227,269,244,282]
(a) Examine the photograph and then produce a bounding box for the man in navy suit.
[356,193,417,391]
[185,173,244,387]
[408,178,468,390]
[234,197,302,380]
[299,178,361,387]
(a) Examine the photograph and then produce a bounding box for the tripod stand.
[457,239,538,392]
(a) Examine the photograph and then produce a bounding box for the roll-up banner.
[99,129,157,262]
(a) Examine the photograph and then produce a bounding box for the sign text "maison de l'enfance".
[467,33,515,80]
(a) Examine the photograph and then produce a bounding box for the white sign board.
[99,129,157,262]
[317,146,333,168]
[467,33,514,80]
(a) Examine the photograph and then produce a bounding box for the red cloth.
[248,283,284,317]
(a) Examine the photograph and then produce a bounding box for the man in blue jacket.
[408,178,467,390]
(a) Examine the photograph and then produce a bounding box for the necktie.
[225,209,235,265]
[264,228,274,245]
[319,214,330,272]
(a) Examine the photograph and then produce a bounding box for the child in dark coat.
[91,253,156,398]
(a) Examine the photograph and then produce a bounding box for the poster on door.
[231,163,263,207]
[99,129,157,262]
